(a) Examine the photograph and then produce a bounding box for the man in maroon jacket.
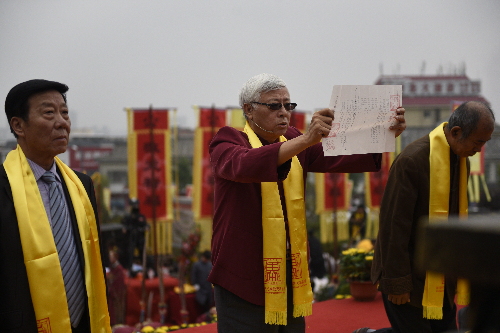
[208,73,406,333]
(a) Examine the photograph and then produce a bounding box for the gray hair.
[239,73,287,108]
[447,101,495,139]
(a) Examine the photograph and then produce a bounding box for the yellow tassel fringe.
[293,303,312,318]
[423,306,443,320]
[265,310,287,325]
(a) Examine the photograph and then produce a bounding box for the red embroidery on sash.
[291,253,302,279]
[37,318,52,333]
[291,253,308,288]
[264,258,282,284]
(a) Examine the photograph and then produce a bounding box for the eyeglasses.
[251,101,297,111]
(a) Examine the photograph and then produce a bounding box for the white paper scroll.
[322,85,402,156]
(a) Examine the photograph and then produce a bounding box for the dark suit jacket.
[371,135,466,308]
[0,163,102,332]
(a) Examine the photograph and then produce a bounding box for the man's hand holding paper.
[390,107,406,138]
[303,108,335,145]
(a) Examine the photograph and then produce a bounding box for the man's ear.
[243,103,253,120]
[10,117,25,138]
[450,126,462,139]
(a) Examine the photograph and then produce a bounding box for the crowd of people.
[0,74,493,333]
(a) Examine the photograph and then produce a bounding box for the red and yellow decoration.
[315,172,352,244]
[192,106,227,251]
[126,108,174,255]
[364,152,394,238]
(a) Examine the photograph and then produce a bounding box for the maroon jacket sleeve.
[209,126,290,183]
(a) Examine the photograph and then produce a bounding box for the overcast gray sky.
[1,0,499,138]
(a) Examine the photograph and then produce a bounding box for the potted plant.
[339,247,378,301]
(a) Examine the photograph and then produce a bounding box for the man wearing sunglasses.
[207,73,406,333]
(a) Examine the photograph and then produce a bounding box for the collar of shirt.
[27,159,61,183]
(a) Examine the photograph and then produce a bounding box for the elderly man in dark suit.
[362,101,495,333]
[0,79,111,332]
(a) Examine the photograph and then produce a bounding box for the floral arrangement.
[178,231,201,264]
[137,321,215,332]
[339,247,374,282]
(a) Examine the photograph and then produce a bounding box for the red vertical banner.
[199,107,226,128]
[289,111,307,133]
[315,173,351,213]
[193,106,227,251]
[127,108,173,254]
[365,152,393,209]
[133,109,169,131]
[364,152,393,239]
[193,108,227,216]
[135,132,168,218]
[315,172,352,244]
[324,173,348,211]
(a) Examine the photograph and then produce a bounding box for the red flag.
[199,107,226,128]
[127,108,173,221]
[366,152,393,208]
[315,173,350,213]
[289,111,307,133]
[193,107,227,220]
[133,109,169,130]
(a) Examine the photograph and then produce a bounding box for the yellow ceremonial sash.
[244,123,313,325]
[4,145,111,332]
[423,123,470,319]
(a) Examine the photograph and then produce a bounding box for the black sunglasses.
[251,101,297,111]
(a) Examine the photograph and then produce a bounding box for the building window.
[423,83,429,93]
[435,83,442,93]
[424,110,431,118]
[410,83,416,92]
[471,82,480,94]
[447,83,454,93]
[460,82,469,94]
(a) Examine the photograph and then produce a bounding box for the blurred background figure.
[349,205,367,246]
[191,250,213,314]
[107,249,127,326]
[308,230,328,297]
[121,198,149,271]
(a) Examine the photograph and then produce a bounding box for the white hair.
[238,73,287,108]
